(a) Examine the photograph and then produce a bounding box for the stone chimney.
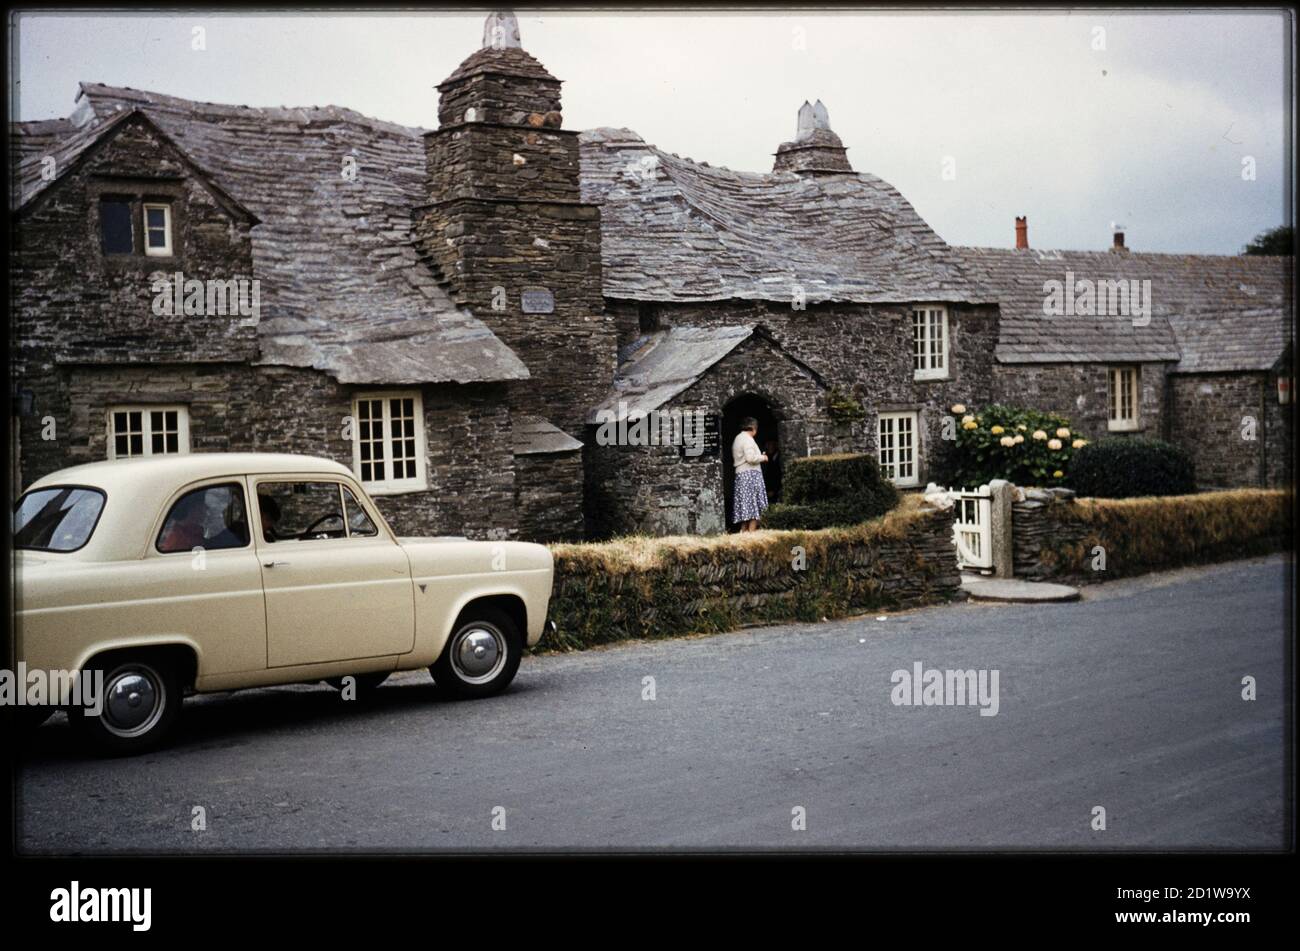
[773,100,855,176]
[416,11,614,439]
[1015,216,1028,249]
[1111,223,1128,253]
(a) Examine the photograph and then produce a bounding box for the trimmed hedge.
[1018,488,1289,580]
[763,452,899,530]
[1066,437,1196,498]
[543,495,961,651]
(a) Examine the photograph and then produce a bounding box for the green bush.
[940,403,1083,487]
[764,453,898,529]
[1066,438,1196,498]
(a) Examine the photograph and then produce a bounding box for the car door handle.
[263,560,290,568]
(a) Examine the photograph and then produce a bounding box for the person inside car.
[258,493,284,543]
[158,492,209,552]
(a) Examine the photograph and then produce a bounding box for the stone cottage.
[11,12,1293,541]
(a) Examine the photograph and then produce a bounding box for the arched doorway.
[722,393,783,532]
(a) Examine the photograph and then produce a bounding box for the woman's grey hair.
[740,417,758,432]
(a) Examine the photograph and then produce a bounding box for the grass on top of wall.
[551,493,925,573]
[544,495,954,652]
[1040,488,1291,578]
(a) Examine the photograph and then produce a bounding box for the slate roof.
[15,85,1291,386]
[957,247,1294,371]
[578,127,983,306]
[14,84,529,387]
[512,415,584,455]
[588,325,825,422]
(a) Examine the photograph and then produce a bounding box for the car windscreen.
[13,486,107,552]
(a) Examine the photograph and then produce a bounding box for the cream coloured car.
[12,453,554,755]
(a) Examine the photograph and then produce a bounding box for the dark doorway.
[722,394,782,531]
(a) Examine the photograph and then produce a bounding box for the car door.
[142,478,268,677]
[253,475,415,668]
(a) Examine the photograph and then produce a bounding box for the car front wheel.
[430,608,522,700]
[70,654,182,757]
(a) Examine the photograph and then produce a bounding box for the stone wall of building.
[18,363,519,541]
[606,299,999,488]
[584,333,851,538]
[515,450,585,542]
[992,361,1170,444]
[1167,371,1292,489]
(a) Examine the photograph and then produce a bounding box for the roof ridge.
[77,82,427,137]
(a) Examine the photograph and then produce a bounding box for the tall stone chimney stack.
[416,11,615,439]
[773,100,855,176]
[1015,216,1029,249]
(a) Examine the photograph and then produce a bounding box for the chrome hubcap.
[103,668,164,738]
[451,626,505,684]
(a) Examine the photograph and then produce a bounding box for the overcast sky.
[12,9,1292,254]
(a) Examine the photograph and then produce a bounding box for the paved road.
[16,555,1290,853]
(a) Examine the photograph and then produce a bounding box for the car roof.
[27,453,354,495]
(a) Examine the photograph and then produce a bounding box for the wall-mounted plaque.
[679,413,721,459]
[521,287,555,314]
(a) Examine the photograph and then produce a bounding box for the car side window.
[258,481,349,543]
[342,486,378,537]
[157,483,250,553]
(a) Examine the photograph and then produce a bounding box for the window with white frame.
[107,405,190,459]
[1108,366,1140,431]
[352,392,427,492]
[143,202,173,256]
[878,411,920,487]
[911,305,949,380]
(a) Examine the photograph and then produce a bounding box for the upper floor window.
[1108,366,1140,431]
[878,411,920,487]
[911,305,949,380]
[351,391,427,493]
[108,405,190,459]
[98,198,173,257]
[143,202,173,256]
[100,199,134,255]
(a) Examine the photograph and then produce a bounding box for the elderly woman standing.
[731,417,772,532]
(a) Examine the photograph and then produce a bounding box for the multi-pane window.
[1108,366,1140,431]
[100,199,134,255]
[878,411,920,487]
[143,202,173,256]
[108,406,190,459]
[352,392,426,492]
[911,305,949,380]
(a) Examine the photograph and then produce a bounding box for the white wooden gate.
[952,486,993,570]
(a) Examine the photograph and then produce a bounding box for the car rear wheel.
[70,654,182,757]
[430,608,522,700]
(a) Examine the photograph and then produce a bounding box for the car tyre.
[430,607,522,700]
[69,654,182,757]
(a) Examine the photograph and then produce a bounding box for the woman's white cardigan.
[732,431,766,473]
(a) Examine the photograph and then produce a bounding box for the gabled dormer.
[15,108,261,364]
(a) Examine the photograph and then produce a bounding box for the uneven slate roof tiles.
[579,127,984,306]
[957,247,1293,371]
[17,83,528,387]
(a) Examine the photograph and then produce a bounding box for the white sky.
[12,9,1293,254]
